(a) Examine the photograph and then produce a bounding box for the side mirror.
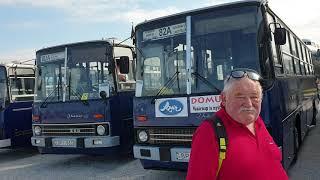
[118,56,129,74]
[100,91,107,100]
[99,83,110,99]
[274,27,286,45]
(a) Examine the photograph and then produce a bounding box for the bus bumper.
[0,139,11,148]
[31,136,120,148]
[133,145,191,163]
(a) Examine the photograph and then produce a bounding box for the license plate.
[176,152,190,160]
[52,139,76,147]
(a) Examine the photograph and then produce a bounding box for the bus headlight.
[138,130,148,143]
[97,125,106,136]
[34,126,41,136]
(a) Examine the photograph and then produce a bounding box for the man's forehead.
[233,91,260,96]
[228,79,261,94]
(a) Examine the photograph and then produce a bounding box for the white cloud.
[205,0,236,6]
[0,48,35,63]
[6,21,42,29]
[0,0,182,24]
[268,0,320,44]
[120,7,181,24]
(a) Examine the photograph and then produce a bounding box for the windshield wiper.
[68,86,89,105]
[68,71,89,105]
[191,72,221,93]
[40,84,61,108]
[151,71,180,103]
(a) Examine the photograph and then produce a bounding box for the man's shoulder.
[194,118,217,137]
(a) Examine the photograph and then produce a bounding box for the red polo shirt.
[187,108,288,180]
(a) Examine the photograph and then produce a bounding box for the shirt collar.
[217,107,262,130]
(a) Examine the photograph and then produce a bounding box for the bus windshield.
[136,5,262,96]
[36,44,114,102]
[8,66,35,101]
[68,61,112,101]
[36,59,65,102]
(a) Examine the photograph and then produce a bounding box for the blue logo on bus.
[159,99,183,115]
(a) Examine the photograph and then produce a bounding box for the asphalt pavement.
[288,120,320,180]
[0,120,320,179]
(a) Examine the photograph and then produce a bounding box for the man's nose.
[243,96,253,107]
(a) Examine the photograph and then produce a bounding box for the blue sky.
[0,0,319,62]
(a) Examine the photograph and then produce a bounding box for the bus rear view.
[0,63,35,148]
[31,40,136,154]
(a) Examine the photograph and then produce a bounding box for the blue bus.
[31,40,136,154]
[132,0,319,170]
[0,63,35,148]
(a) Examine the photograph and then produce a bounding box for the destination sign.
[40,52,65,63]
[143,23,186,41]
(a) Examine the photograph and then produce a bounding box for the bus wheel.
[293,126,300,162]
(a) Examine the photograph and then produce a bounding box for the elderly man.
[187,68,288,180]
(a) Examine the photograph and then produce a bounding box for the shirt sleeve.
[186,121,219,180]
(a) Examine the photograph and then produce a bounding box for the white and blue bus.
[0,62,35,148]
[31,40,136,154]
[132,0,319,170]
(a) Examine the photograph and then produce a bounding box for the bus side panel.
[0,110,5,140]
[301,77,317,137]
[262,82,283,146]
[280,77,300,170]
[110,91,134,151]
[299,108,308,141]
[282,116,295,170]
[265,77,300,170]
[4,101,33,147]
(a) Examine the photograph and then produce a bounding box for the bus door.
[5,67,34,146]
[0,66,10,147]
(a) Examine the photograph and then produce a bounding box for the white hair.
[222,76,263,97]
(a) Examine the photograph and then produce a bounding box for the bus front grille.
[34,123,109,136]
[137,128,196,145]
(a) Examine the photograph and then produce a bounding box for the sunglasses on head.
[226,69,261,82]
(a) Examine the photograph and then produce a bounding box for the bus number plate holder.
[52,138,77,148]
[176,152,190,161]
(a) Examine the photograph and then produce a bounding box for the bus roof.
[5,63,35,69]
[136,0,266,28]
[36,39,133,54]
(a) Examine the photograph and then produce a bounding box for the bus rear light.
[93,114,104,119]
[137,115,147,121]
[32,115,40,121]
